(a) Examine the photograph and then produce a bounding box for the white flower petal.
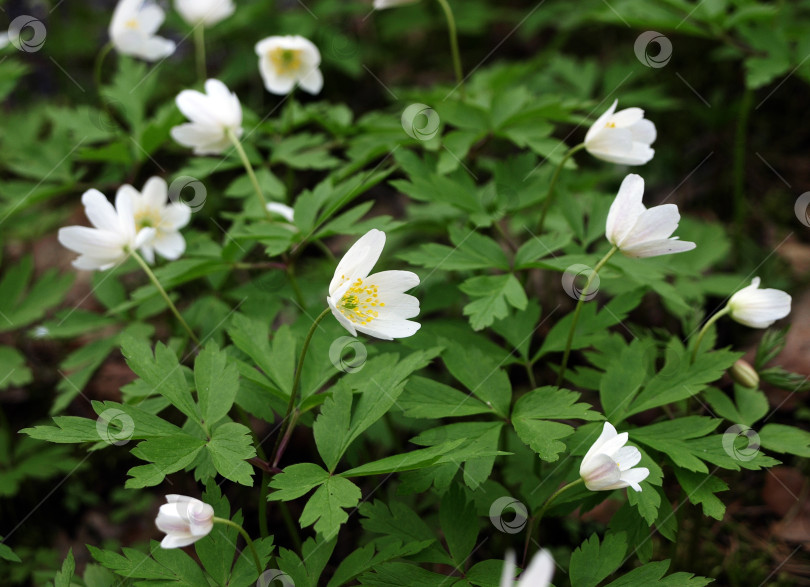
[619,467,650,492]
[160,532,199,549]
[728,278,791,328]
[584,99,618,144]
[620,238,696,258]
[151,231,186,260]
[605,174,645,247]
[614,445,642,471]
[630,118,656,144]
[610,107,644,127]
[518,549,555,587]
[354,317,421,340]
[329,229,386,294]
[618,204,680,249]
[266,202,295,222]
[499,550,517,587]
[581,422,617,465]
[298,67,324,95]
[81,189,119,231]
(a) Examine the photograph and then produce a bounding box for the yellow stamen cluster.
[338,278,385,325]
[125,18,139,29]
[135,207,162,231]
[269,47,303,75]
[606,121,616,128]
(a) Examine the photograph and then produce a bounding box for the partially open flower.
[327,229,421,340]
[580,422,649,492]
[109,0,176,62]
[727,277,791,329]
[500,549,554,587]
[606,173,696,258]
[155,495,214,549]
[585,99,656,166]
[255,35,323,95]
[171,79,243,155]
[58,189,154,271]
[175,0,235,27]
[126,177,191,263]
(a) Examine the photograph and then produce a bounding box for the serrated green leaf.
[194,342,239,428]
[300,476,361,540]
[569,533,628,587]
[269,463,330,501]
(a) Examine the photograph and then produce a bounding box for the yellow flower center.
[125,18,139,29]
[338,278,385,325]
[606,121,616,128]
[269,48,303,75]
[135,208,162,231]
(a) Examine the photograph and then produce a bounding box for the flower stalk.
[271,307,332,467]
[435,0,464,95]
[522,478,583,566]
[537,143,586,234]
[130,250,200,344]
[193,25,206,81]
[225,128,273,220]
[691,307,730,363]
[556,245,617,387]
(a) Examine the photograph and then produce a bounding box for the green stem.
[130,251,200,344]
[691,307,730,363]
[279,502,303,555]
[226,128,273,220]
[286,264,306,308]
[537,143,586,234]
[522,478,584,566]
[94,41,114,98]
[193,25,206,82]
[435,0,464,95]
[556,246,618,387]
[271,307,332,467]
[212,517,262,575]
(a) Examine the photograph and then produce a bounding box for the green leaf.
[0,257,73,332]
[340,441,465,477]
[759,424,810,457]
[21,416,105,444]
[269,463,330,501]
[491,301,541,360]
[276,536,337,587]
[605,560,712,586]
[54,548,75,587]
[359,499,435,545]
[704,385,768,427]
[633,417,722,473]
[0,346,31,390]
[400,376,492,419]
[194,342,239,427]
[300,476,361,540]
[314,384,353,473]
[89,542,208,584]
[440,484,478,568]
[121,336,198,424]
[461,274,528,331]
[128,434,205,488]
[599,339,652,419]
[0,536,20,563]
[512,387,602,462]
[441,343,511,417]
[207,422,256,486]
[569,532,628,587]
[673,468,728,520]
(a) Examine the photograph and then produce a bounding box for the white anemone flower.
[171,79,243,155]
[327,229,421,340]
[175,0,235,27]
[585,99,656,166]
[580,422,650,492]
[374,0,421,8]
[125,177,192,263]
[255,35,323,95]
[266,202,295,223]
[155,495,214,549]
[727,277,791,329]
[500,550,554,587]
[605,173,696,258]
[58,189,155,271]
[109,0,176,62]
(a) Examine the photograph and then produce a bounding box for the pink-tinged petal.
[605,174,646,248]
[329,229,387,294]
[619,204,680,249]
[581,421,618,465]
[81,189,118,231]
[620,238,696,258]
[160,532,199,548]
[620,467,650,492]
[610,107,644,128]
[584,99,618,144]
[581,453,622,490]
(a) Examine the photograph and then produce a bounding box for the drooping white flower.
[374,0,421,9]
[155,495,214,549]
[58,189,155,271]
[255,35,323,95]
[125,177,191,263]
[175,0,235,27]
[109,0,176,62]
[171,79,243,155]
[727,277,791,329]
[499,549,554,587]
[585,99,656,166]
[327,229,421,340]
[580,422,649,492]
[605,173,696,258]
[266,202,295,223]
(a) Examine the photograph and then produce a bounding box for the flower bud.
[155,495,214,549]
[729,359,759,389]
